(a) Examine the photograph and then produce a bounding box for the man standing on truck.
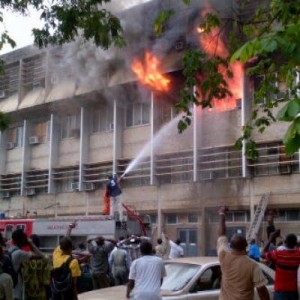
[106,174,124,221]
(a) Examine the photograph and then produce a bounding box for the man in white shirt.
[126,241,166,300]
[168,239,184,259]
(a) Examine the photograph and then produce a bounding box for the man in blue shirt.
[106,174,124,221]
[248,239,261,262]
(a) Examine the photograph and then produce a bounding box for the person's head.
[140,240,153,256]
[96,236,105,246]
[108,174,113,180]
[284,233,297,249]
[175,239,181,245]
[59,237,73,254]
[117,236,124,247]
[77,242,86,251]
[30,234,40,248]
[230,234,247,252]
[12,229,28,248]
[157,238,162,245]
[250,238,256,245]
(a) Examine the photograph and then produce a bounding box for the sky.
[0,0,152,55]
[0,8,42,55]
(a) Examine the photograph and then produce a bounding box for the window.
[210,211,249,223]
[31,121,49,143]
[149,214,157,225]
[188,213,198,223]
[61,114,80,139]
[191,266,221,292]
[91,106,114,132]
[161,262,200,291]
[0,62,20,98]
[125,103,150,127]
[165,213,177,224]
[253,73,289,105]
[278,209,300,222]
[8,126,23,147]
[53,166,79,192]
[22,54,46,92]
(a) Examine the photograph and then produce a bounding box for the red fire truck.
[0,207,151,253]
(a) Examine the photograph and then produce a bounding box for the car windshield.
[161,262,201,292]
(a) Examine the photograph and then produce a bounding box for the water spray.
[119,114,182,178]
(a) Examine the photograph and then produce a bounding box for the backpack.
[50,256,74,294]
[2,247,20,287]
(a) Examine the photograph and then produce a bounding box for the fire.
[196,10,243,112]
[131,51,170,92]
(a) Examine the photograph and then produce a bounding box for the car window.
[190,266,222,293]
[161,262,201,292]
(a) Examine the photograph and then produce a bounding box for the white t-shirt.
[168,240,184,259]
[129,255,166,300]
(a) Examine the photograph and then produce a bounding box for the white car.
[78,257,275,300]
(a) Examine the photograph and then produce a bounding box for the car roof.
[167,256,219,266]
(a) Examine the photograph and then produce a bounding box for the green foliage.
[159,0,300,158]
[230,0,300,156]
[198,13,220,33]
[153,10,174,37]
[0,0,125,50]
[33,0,125,49]
[0,112,11,132]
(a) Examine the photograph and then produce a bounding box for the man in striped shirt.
[263,230,300,300]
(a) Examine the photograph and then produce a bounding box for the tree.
[0,0,124,50]
[154,0,300,157]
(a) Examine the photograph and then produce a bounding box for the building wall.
[0,8,299,257]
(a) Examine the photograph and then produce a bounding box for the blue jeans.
[273,291,299,300]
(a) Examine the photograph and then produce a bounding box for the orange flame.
[131,51,171,92]
[196,9,243,111]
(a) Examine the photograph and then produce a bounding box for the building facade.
[0,0,299,256]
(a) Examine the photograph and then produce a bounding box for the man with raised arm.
[217,206,270,300]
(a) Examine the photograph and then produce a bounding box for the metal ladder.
[246,194,269,241]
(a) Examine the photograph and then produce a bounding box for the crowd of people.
[0,205,299,300]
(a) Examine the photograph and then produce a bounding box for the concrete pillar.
[48,114,59,193]
[79,107,89,191]
[150,92,155,185]
[193,98,198,182]
[21,120,30,196]
[241,70,252,177]
[17,59,23,104]
[113,99,123,174]
[199,206,206,256]
[0,131,8,174]
[150,91,160,185]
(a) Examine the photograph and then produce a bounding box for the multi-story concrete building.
[0,0,299,256]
